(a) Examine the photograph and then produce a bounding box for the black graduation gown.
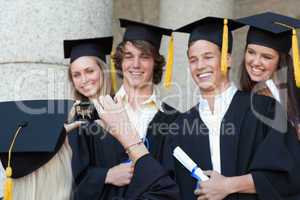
[68,103,180,200]
[166,91,300,200]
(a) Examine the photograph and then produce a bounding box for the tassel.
[110,50,118,93]
[292,29,300,87]
[221,18,228,76]
[3,167,13,200]
[164,33,174,89]
[3,126,23,200]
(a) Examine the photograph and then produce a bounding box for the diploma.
[173,146,209,181]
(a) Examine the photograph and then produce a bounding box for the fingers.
[194,188,205,196]
[94,119,107,130]
[197,195,208,200]
[99,96,107,108]
[91,98,104,114]
[64,121,86,133]
[194,189,201,195]
[203,170,214,177]
[74,100,81,106]
[195,189,208,200]
[99,95,115,108]
[115,95,123,106]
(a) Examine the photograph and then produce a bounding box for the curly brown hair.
[112,40,165,84]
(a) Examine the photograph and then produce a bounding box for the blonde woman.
[0,37,114,200]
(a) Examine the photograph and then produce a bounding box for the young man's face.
[188,40,230,94]
[121,41,155,89]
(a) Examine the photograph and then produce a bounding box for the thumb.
[91,98,104,115]
[64,121,87,133]
[203,170,213,177]
[95,119,107,129]
[115,95,124,106]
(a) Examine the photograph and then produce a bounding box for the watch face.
[75,101,95,121]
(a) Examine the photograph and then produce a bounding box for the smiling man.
[71,19,181,200]
[112,18,180,159]
[166,17,300,200]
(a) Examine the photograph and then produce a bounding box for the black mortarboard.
[236,12,300,53]
[0,100,73,178]
[176,17,243,53]
[119,18,173,50]
[236,12,300,87]
[119,18,175,88]
[176,17,244,76]
[64,36,113,63]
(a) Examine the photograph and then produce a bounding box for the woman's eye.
[72,74,80,78]
[189,59,197,64]
[263,56,272,60]
[86,69,94,73]
[247,50,254,55]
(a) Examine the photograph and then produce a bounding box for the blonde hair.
[12,139,73,200]
[68,56,112,101]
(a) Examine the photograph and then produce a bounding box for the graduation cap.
[63,36,113,63]
[64,36,118,93]
[119,18,174,88]
[176,17,244,76]
[236,12,300,87]
[0,100,73,199]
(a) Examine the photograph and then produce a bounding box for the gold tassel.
[274,22,300,87]
[4,167,13,200]
[3,126,23,200]
[221,18,228,76]
[292,29,300,87]
[164,34,174,89]
[110,50,118,93]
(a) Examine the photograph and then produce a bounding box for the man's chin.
[197,84,215,93]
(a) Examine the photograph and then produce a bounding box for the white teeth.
[198,72,212,78]
[130,71,143,75]
[252,67,262,72]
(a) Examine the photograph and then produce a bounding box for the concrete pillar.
[0,0,113,102]
[159,0,234,111]
[0,1,112,197]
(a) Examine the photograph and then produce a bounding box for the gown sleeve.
[249,98,300,199]
[125,154,180,200]
[68,122,110,200]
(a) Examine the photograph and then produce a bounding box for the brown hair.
[112,40,165,84]
[239,48,300,128]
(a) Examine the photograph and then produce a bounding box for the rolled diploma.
[173,146,209,181]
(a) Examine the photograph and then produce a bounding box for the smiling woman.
[64,37,113,102]
[237,12,300,138]
[244,44,280,82]
[69,56,110,100]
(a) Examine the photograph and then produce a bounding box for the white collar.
[265,79,281,103]
[115,85,164,112]
[198,83,237,114]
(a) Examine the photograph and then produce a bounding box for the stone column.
[159,0,234,111]
[0,0,113,101]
